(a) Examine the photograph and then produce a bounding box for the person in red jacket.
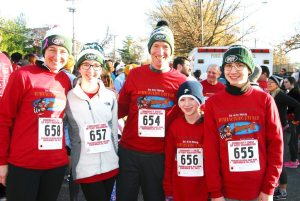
[163,80,208,201]
[204,45,283,201]
[117,20,186,201]
[200,64,225,100]
[0,26,72,201]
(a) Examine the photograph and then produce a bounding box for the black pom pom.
[156,20,169,27]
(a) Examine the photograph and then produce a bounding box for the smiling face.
[267,79,279,92]
[178,96,200,117]
[150,41,172,70]
[44,45,69,73]
[224,62,250,88]
[207,65,221,85]
[78,60,102,83]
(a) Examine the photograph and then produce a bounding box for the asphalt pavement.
[58,161,300,201]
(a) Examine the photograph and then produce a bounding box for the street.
[58,159,300,201]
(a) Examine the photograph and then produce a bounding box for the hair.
[281,67,287,72]
[156,20,169,27]
[260,65,270,78]
[172,56,189,69]
[285,76,298,89]
[11,52,23,63]
[24,53,37,64]
[207,64,221,73]
[100,70,114,89]
[193,69,201,79]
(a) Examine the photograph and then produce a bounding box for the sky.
[0,0,300,62]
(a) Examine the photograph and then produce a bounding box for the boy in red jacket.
[204,45,283,201]
[163,80,208,201]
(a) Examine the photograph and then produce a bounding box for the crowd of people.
[0,20,299,201]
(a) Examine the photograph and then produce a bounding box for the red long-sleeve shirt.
[0,65,71,169]
[163,115,208,201]
[203,87,283,200]
[118,65,186,153]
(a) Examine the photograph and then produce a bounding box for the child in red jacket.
[163,80,208,201]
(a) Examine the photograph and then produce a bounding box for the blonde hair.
[124,64,139,76]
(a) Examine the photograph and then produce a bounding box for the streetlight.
[66,0,76,55]
[241,1,268,45]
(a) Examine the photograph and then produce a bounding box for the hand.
[258,192,273,201]
[165,196,174,201]
[0,165,8,186]
[212,197,226,201]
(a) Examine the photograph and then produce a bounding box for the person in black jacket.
[283,76,300,168]
[268,75,300,200]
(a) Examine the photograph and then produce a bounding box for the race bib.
[177,148,204,177]
[84,123,111,154]
[38,118,63,150]
[138,109,165,137]
[228,140,260,172]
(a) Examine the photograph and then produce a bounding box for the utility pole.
[66,0,76,56]
[198,0,204,46]
[113,34,118,62]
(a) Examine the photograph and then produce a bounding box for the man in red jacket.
[117,20,186,201]
[204,45,283,201]
[200,64,225,100]
[0,27,72,201]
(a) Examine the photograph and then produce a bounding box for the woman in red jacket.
[0,26,72,201]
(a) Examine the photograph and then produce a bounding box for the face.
[79,60,102,83]
[180,60,192,76]
[207,65,221,84]
[267,79,279,92]
[150,41,172,69]
[279,69,286,75]
[178,96,200,117]
[44,45,69,73]
[106,61,114,73]
[224,62,249,87]
[258,72,267,81]
[283,78,293,90]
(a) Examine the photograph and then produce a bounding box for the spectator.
[105,60,116,81]
[258,65,270,92]
[200,64,225,100]
[10,52,22,71]
[279,67,288,77]
[173,56,192,77]
[267,75,300,200]
[193,69,201,81]
[283,76,300,169]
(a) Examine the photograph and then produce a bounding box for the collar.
[149,64,170,73]
[225,81,251,95]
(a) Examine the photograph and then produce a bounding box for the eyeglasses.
[224,63,246,72]
[81,63,102,71]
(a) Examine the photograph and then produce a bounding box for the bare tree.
[148,0,254,55]
[99,26,113,49]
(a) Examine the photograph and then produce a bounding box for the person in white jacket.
[65,42,119,201]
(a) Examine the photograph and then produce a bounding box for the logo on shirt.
[137,96,174,109]
[33,97,65,114]
[219,121,260,140]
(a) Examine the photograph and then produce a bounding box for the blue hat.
[177,81,204,105]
